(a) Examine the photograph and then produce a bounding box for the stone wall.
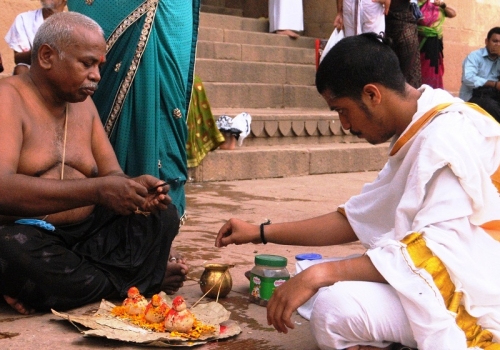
[1,0,500,95]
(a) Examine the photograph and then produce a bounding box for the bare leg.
[3,295,35,315]
[162,248,189,295]
[219,132,237,150]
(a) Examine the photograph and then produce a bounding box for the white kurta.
[298,86,500,349]
[268,0,303,33]
[4,9,44,53]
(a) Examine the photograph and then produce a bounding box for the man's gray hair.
[32,12,104,63]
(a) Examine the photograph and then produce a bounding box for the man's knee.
[159,203,180,238]
[310,282,362,331]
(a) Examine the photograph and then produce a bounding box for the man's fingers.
[267,294,289,333]
[215,221,233,247]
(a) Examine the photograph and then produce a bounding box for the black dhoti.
[0,204,179,311]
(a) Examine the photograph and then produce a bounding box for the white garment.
[298,86,500,349]
[4,9,44,53]
[297,257,418,349]
[342,0,385,37]
[268,0,303,33]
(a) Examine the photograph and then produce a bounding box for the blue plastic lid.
[295,253,323,261]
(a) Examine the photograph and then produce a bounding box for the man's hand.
[96,175,170,215]
[266,268,319,333]
[372,0,391,15]
[215,218,261,247]
[333,13,343,31]
[132,175,172,212]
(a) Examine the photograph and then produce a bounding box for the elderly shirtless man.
[0,12,187,315]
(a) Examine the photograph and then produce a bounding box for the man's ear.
[362,84,382,106]
[37,44,56,69]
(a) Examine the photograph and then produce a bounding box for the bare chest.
[18,113,98,179]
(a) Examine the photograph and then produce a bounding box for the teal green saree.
[68,0,200,217]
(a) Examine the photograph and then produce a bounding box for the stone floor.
[0,172,377,350]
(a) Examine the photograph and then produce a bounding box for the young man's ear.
[37,44,57,69]
[362,84,382,105]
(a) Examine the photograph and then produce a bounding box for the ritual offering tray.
[52,290,241,347]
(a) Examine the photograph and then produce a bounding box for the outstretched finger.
[215,222,232,247]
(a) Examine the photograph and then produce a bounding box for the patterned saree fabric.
[68,0,201,217]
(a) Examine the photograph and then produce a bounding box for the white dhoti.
[296,258,416,349]
[268,0,304,33]
[342,0,385,37]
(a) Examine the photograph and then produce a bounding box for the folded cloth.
[216,112,252,146]
[231,112,252,146]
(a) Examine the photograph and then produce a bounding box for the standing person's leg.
[268,0,302,38]
[342,0,358,37]
[385,14,422,88]
[360,0,385,35]
[309,281,417,350]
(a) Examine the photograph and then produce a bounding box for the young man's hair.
[487,27,500,40]
[32,12,103,63]
[316,32,407,101]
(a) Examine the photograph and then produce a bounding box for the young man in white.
[216,33,500,349]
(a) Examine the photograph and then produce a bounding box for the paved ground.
[0,172,378,350]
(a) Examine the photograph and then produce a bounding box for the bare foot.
[3,295,35,315]
[162,248,189,295]
[275,30,300,39]
[169,247,186,264]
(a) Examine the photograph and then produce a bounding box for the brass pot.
[199,263,233,298]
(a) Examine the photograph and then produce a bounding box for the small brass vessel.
[199,263,233,298]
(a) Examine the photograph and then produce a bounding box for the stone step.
[196,41,315,65]
[202,82,327,109]
[210,108,356,147]
[195,58,315,85]
[189,9,385,182]
[199,26,316,49]
[188,143,388,182]
[200,12,268,33]
[200,5,243,17]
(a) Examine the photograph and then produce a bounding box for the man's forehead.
[489,33,500,41]
[72,25,105,43]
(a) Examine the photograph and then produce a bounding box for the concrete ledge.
[196,59,315,85]
[196,41,315,65]
[200,12,269,32]
[190,143,389,182]
[199,27,315,48]
[203,83,327,109]
[200,5,243,17]
[310,144,388,174]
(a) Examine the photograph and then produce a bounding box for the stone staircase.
[190,8,388,182]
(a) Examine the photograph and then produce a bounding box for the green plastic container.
[249,254,290,306]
